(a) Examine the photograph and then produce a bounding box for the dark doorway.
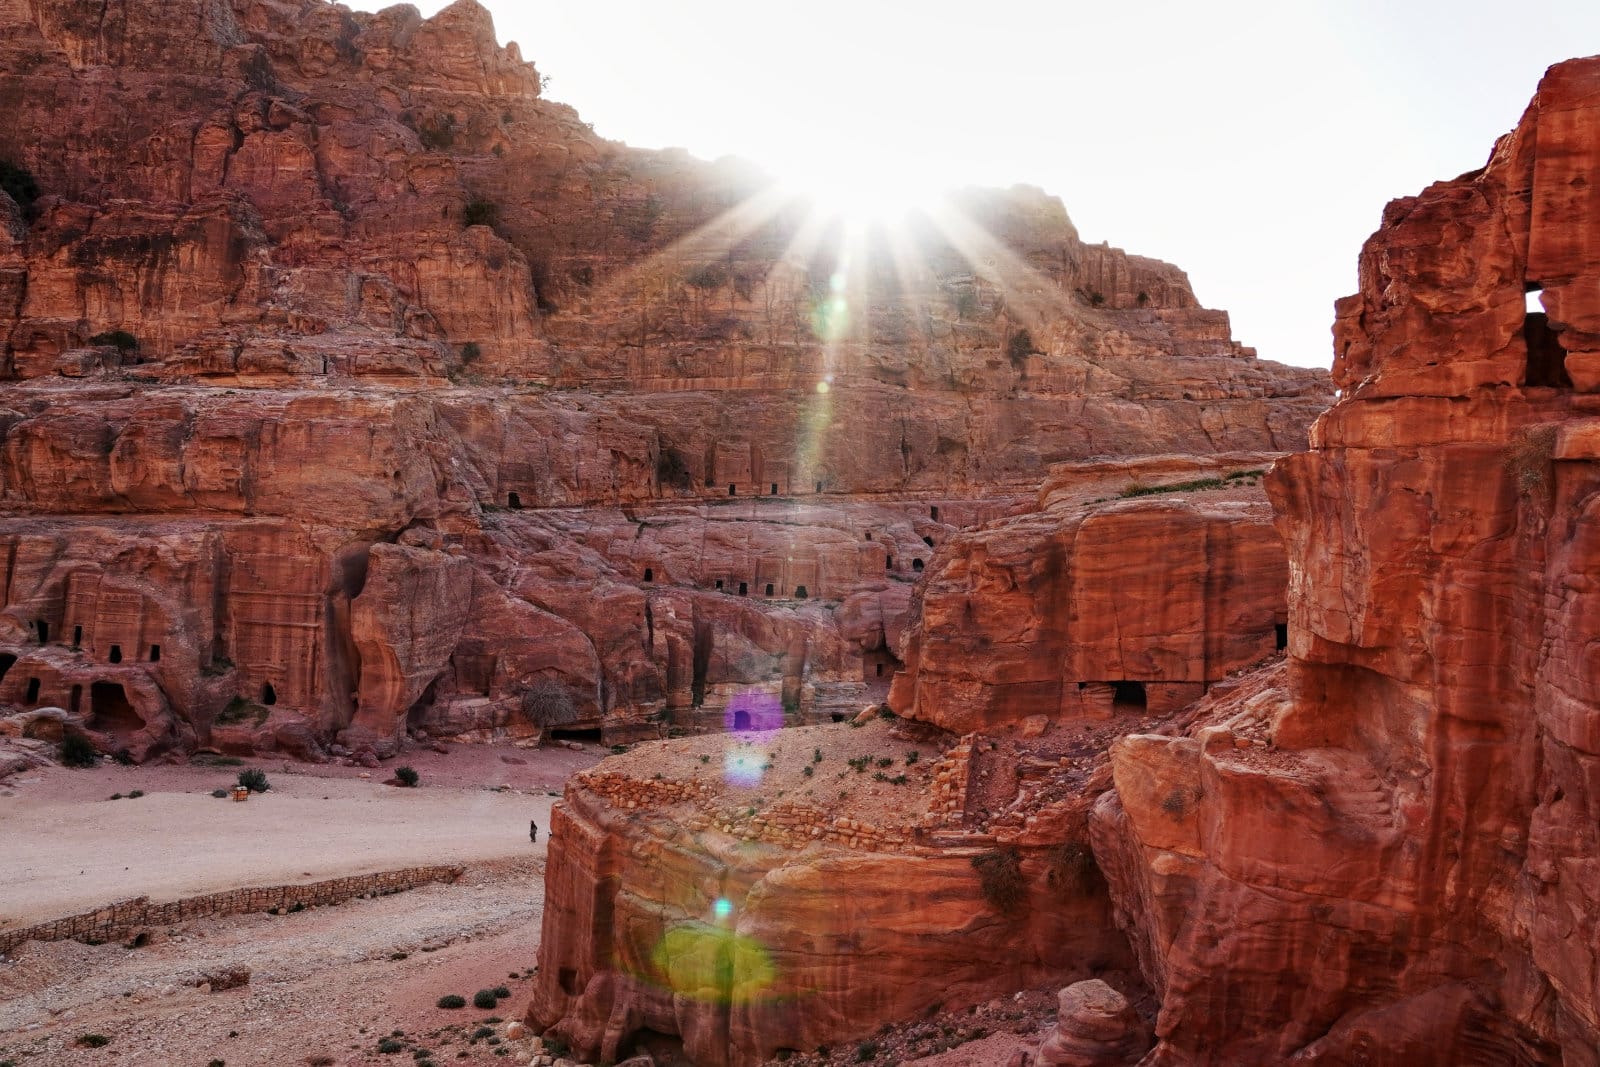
[815,481,822,493]
[733,710,751,731]
[1524,310,1572,388]
[739,582,748,596]
[25,677,40,703]
[90,681,142,736]
[715,579,724,590]
[261,682,277,706]
[72,625,82,646]
[550,727,603,743]
[643,568,654,582]
[912,558,924,572]
[930,505,939,520]
[770,483,778,495]
[831,713,845,723]
[876,663,884,677]
[765,583,774,597]
[109,644,123,664]
[507,491,522,509]
[865,532,873,541]
[558,968,579,995]
[0,653,14,683]
[795,585,808,598]
[149,644,161,662]
[1276,623,1289,650]
[886,556,894,569]
[69,684,82,712]
[1112,681,1147,710]
[923,535,935,547]
[729,484,737,496]
[35,620,47,644]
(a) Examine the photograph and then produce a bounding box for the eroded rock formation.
[1093,56,1600,1064]
[0,0,1328,761]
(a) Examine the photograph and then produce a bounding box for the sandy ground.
[0,740,600,930]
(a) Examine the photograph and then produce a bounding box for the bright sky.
[347,0,1600,368]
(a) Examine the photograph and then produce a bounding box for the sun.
[776,149,949,226]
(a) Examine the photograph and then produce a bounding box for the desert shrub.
[542,1036,570,1057]
[855,1040,879,1061]
[471,1026,494,1041]
[813,747,823,763]
[610,744,629,755]
[492,985,510,998]
[215,696,264,726]
[1506,424,1559,495]
[1006,329,1036,366]
[802,765,814,777]
[473,989,498,1009]
[113,747,134,765]
[211,788,230,798]
[971,848,1026,914]
[418,114,455,150]
[905,750,919,765]
[521,678,577,728]
[110,793,123,800]
[59,732,98,768]
[396,766,419,787]
[90,330,138,351]
[1120,477,1227,498]
[685,263,729,290]
[436,994,466,1009]
[75,1035,111,1048]
[876,757,893,768]
[237,768,269,793]
[1044,842,1097,893]
[462,198,498,228]
[128,789,144,799]
[209,1060,226,1067]
[460,341,481,364]
[0,160,39,218]
[1161,788,1188,816]
[377,1037,405,1053]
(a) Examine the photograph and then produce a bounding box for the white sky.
[347,0,1600,367]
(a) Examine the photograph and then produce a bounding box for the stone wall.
[0,864,463,956]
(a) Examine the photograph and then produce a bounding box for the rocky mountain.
[0,0,1328,764]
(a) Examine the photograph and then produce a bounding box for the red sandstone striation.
[0,0,1328,762]
[1091,56,1600,1064]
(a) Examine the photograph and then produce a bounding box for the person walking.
[529,819,539,843]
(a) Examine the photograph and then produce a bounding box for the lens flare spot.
[724,747,765,787]
[649,922,777,1005]
[726,689,784,735]
[816,380,830,394]
[713,898,734,921]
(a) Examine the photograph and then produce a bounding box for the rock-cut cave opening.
[90,681,143,737]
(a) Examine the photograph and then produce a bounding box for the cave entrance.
[619,1026,687,1065]
[794,585,808,599]
[643,567,654,582]
[109,644,122,664]
[90,681,142,736]
[1112,681,1147,711]
[912,558,924,572]
[25,677,40,703]
[770,482,778,495]
[549,727,602,743]
[732,709,751,731]
[73,625,82,646]
[261,682,277,706]
[0,653,14,683]
[1524,287,1573,388]
[1276,623,1289,650]
[35,620,47,643]
[558,967,580,995]
[930,505,939,520]
[149,644,161,662]
[508,491,522,509]
[765,583,774,597]
[69,684,82,712]
[738,582,748,596]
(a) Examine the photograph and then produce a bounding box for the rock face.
[1093,56,1600,1063]
[0,0,1329,760]
[892,452,1289,734]
[1036,980,1153,1067]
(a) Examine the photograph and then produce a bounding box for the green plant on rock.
[59,732,98,768]
[237,768,269,793]
[971,848,1026,915]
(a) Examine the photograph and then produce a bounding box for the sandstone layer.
[1093,56,1600,1064]
[0,0,1329,761]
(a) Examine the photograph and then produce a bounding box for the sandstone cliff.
[0,0,1329,762]
[1093,56,1600,1064]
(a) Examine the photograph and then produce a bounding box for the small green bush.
[472,989,498,1009]
[378,1037,405,1053]
[471,1026,495,1041]
[1120,477,1227,499]
[237,768,269,793]
[1006,329,1036,366]
[396,766,419,788]
[856,1040,879,1061]
[905,750,919,765]
[460,341,481,364]
[436,994,466,1009]
[971,848,1027,914]
[128,789,144,799]
[113,748,134,766]
[802,765,814,777]
[60,732,98,768]
[75,1035,111,1048]
[522,678,577,728]
[109,793,123,800]
[542,1036,570,1058]
[813,747,823,763]
[491,985,510,998]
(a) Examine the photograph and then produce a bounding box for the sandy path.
[0,743,596,929]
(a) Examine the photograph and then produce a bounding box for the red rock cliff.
[0,0,1330,763]
[1094,56,1600,1064]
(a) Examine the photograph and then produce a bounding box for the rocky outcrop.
[1092,56,1600,1064]
[1036,980,1153,1067]
[891,453,1289,733]
[0,0,1330,762]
